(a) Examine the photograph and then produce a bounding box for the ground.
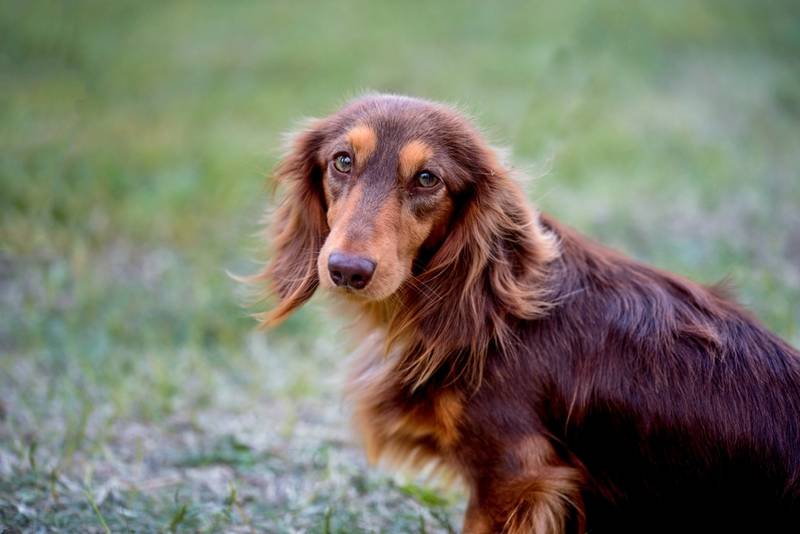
[1,1,799,532]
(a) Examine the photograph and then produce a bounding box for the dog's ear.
[443,162,558,324]
[392,144,559,388]
[252,120,330,327]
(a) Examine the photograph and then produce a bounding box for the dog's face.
[315,104,462,301]
[268,94,503,308]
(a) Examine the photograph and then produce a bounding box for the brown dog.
[250,94,800,533]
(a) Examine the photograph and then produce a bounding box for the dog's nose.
[328,252,376,290]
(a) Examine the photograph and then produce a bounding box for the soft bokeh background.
[1,1,798,531]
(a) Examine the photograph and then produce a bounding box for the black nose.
[328,252,376,290]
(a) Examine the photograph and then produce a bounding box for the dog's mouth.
[322,270,409,306]
[334,285,363,297]
[326,277,398,302]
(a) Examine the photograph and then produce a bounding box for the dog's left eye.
[333,153,353,173]
[415,171,439,188]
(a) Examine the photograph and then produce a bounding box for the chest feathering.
[346,337,465,475]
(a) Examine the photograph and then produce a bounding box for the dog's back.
[523,215,800,532]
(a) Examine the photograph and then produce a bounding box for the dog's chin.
[329,284,398,303]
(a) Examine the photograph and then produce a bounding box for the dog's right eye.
[333,153,353,173]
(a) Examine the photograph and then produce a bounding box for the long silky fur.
[384,172,560,390]
[246,121,330,327]
[245,95,800,533]
[251,106,559,392]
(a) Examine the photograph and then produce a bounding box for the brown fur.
[249,94,800,533]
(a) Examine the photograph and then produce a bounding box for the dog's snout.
[328,252,376,290]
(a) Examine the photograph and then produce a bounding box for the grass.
[1,0,799,531]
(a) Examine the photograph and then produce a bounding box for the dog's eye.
[415,171,439,188]
[333,153,353,173]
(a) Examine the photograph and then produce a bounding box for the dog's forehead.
[320,95,489,193]
[333,96,458,149]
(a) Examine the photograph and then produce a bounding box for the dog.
[249,94,800,533]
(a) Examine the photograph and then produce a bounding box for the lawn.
[1,1,798,532]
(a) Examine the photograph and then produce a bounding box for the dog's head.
[257,95,557,379]
[314,99,463,301]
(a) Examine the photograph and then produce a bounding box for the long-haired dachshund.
[249,94,800,533]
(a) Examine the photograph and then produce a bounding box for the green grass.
[1,0,799,531]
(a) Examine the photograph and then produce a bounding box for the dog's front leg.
[462,491,495,534]
[462,438,585,533]
[462,478,584,533]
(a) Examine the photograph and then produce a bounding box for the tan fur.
[322,183,363,251]
[502,471,585,534]
[347,336,462,478]
[318,189,411,300]
[461,437,585,534]
[463,499,495,534]
[398,139,433,177]
[503,437,585,534]
[319,176,454,302]
[346,124,377,168]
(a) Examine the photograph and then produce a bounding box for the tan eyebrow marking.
[399,139,433,177]
[346,124,377,167]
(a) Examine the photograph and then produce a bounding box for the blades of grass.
[429,508,458,534]
[323,506,332,534]
[27,438,37,472]
[84,488,111,534]
[61,395,92,467]
[167,503,188,533]
[224,485,237,513]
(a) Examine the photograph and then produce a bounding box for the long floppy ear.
[390,145,560,388]
[251,120,330,327]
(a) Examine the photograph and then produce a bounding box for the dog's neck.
[336,211,561,392]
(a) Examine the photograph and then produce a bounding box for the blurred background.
[1,1,798,531]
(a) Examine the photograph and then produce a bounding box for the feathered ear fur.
[250,121,330,327]
[388,145,560,389]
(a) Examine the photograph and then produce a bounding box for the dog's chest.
[346,351,464,470]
